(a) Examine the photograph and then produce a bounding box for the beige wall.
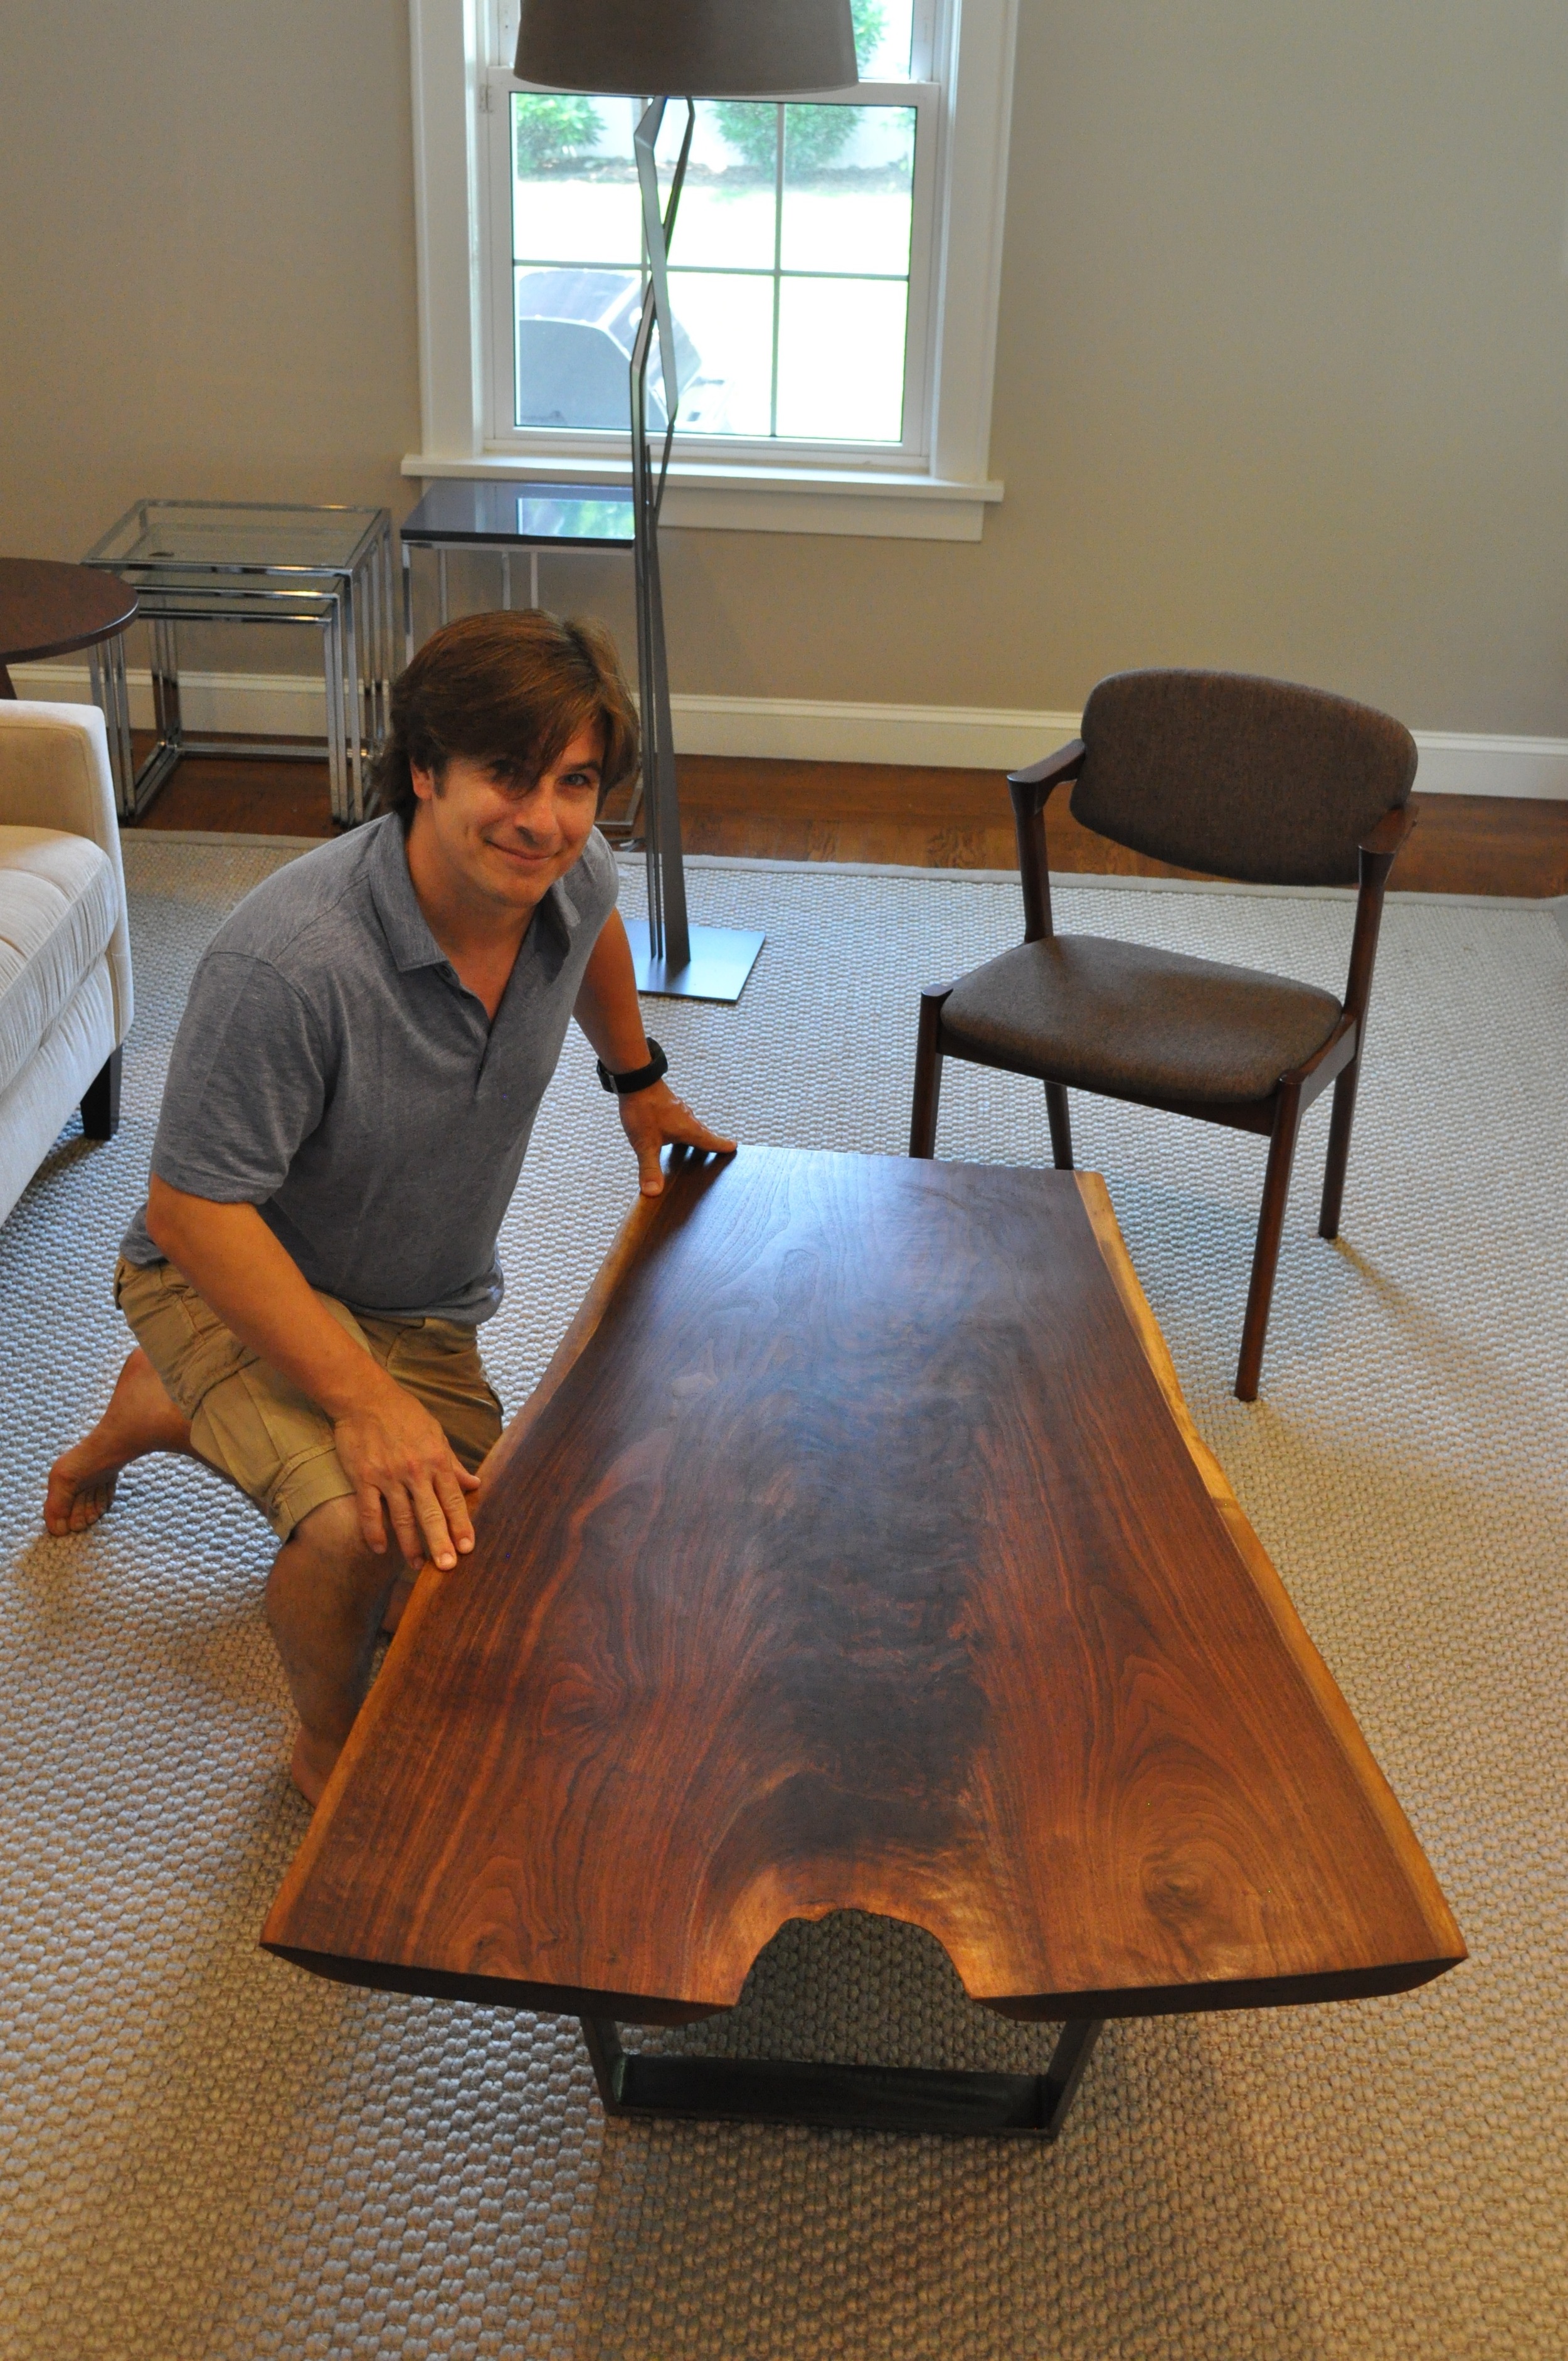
[5,2,1567,735]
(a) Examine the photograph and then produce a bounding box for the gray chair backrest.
[1071,670,1417,886]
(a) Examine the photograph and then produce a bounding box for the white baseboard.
[10,663,328,742]
[666,694,1088,770]
[11,664,1568,797]
[1398,730,1568,800]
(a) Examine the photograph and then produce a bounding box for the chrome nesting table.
[83,500,395,824]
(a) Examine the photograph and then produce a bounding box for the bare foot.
[289,1726,341,1808]
[44,1349,193,1536]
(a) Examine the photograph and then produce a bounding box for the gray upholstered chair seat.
[940,935,1343,1105]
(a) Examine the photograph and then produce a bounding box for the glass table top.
[104,566,342,596]
[114,573,342,610]
[85,499,386,576]
[400,479,635,547]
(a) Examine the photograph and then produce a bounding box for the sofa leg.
[81,1046,123,1141]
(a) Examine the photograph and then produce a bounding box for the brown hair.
[369,608,638,826]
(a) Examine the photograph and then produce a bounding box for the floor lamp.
[515,0,857,1002]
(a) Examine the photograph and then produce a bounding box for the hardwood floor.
[126,740,334,837]
[127,740,1568,899]
[662,760,1568,897]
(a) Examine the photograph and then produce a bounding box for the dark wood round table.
[0,558,138,696]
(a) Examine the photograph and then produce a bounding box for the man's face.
[408,726,604,916]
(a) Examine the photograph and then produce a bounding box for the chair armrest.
[1007,739,1086,816]
[1008,742,1084,941]
[1359,802,1417,860]
[1337,803,1415,1027]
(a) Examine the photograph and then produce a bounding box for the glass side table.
[398,478,635,662]
[83,499,395,824]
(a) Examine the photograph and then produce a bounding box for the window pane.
[512,92,640,265]
[514,267,641,429]
[667,271,775,437]
[779,105,914,277]
[675,102,778,271]
[508,88,915,445]
[775,277,908,442]
[854,0,914,78]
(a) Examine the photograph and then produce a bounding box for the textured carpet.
[1,837,1564,2361]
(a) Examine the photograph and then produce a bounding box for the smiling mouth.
[485,839,556,866]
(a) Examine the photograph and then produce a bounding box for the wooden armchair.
[908,669,1417,1399]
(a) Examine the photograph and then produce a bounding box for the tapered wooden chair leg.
[909,986,951,1159]
[1235,1084,1303,1403]
[1317,1059,1361,1239]
[1044,1081,1074,1170]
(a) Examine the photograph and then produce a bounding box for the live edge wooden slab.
[263,1146,1464,2140]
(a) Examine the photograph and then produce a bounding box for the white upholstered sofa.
[0,701,134,1229]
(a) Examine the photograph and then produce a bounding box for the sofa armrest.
[0,701,133,1044]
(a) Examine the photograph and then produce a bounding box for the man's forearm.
[573,907,737,1198]
[573,910,652,1071]
[145,1177,396,1418]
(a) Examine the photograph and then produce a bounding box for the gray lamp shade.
[515,0,858,98]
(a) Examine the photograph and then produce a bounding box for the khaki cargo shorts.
[114,1256,504,1542]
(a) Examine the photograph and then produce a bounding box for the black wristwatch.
[596,1036,669,1096]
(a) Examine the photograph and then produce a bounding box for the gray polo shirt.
[120,814,618,1324]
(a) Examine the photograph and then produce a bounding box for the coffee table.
[263,1148,1464,2140]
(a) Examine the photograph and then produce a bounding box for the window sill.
[400,452,1004,542]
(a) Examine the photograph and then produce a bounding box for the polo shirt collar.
[368,811,583,975]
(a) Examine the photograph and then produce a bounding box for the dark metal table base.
[580,2015,1104,2140]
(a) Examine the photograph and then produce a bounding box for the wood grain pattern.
[125,743,1567,898]
[262,1147,1464,2024]
[1069,1169,1462,1980]
[654,763,1567,897]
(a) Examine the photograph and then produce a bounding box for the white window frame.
[406,0,1017,540]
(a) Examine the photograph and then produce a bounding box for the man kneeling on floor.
[46,611,734,1803]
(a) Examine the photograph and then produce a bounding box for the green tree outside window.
[514,92,601,174]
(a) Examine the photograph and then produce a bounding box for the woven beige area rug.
[1,836,1564,2360]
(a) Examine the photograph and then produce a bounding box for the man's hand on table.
[618,1080,737,1197]
[332,1367,481,1574]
